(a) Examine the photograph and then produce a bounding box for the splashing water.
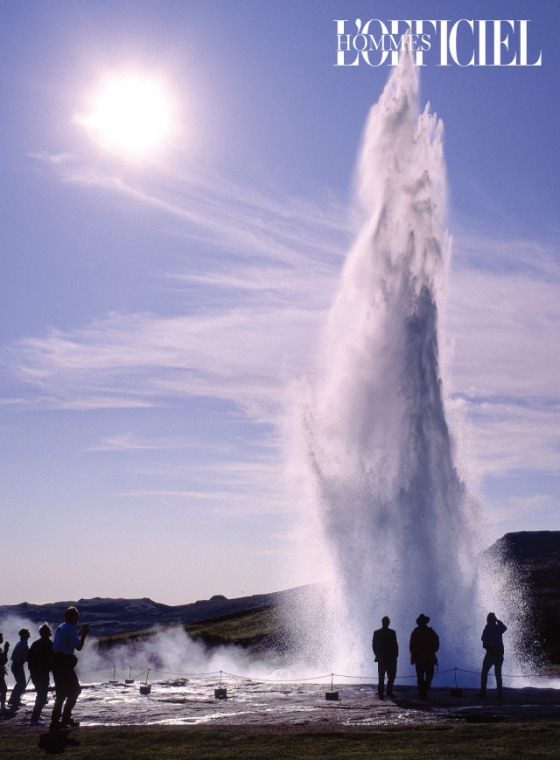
[300,50,488,678]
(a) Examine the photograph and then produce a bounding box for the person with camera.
[477,612,507,698]
[50,607,90,731]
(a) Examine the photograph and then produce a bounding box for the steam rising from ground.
[0,615,290,686]
[293,48,518,678]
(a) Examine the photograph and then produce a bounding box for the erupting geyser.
[302,48,485,676]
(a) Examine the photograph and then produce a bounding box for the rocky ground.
[2,677,560,733]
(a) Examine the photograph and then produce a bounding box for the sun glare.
[78,75,174,157]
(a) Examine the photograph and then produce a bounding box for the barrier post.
[450,667,463,697]
[140,669,151,695]
[326,673,339,701]
[125,666,134,685]
[214,670,227,700]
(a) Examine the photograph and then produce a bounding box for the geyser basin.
[6,678,560,728]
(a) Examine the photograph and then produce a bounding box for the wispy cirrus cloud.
[10,150,560,485]
[2,307,324,421]
[484,493,556,528]
[444,230,560,477]
[30,151,351,273]
[447,267,560,401]
[463,401,560,476]
[117,456,296,517]
[88,432,185,451]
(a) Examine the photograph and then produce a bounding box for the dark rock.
[486,531,560,663]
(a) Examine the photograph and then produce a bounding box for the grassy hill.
[96,604,290,655]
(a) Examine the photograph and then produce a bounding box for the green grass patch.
[2,723,560,759]
[185,605,282,648]
[96,605,285,653]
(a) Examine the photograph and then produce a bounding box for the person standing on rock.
[372,616,399,699]
[477,612,507,698]
[28,623,54,726]
[409,614,439,699]
[50,607,90,731]
[8,628,30,709]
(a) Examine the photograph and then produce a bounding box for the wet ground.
[2,677,560,731]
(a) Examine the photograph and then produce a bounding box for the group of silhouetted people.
[0,606,508,730]
[372,612,507,699]
[0,606,90,729]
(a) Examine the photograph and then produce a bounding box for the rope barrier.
[78,667,151,680]
[74,664,557,685]
[142,669,223,678]
[455,668,553,679]
[220,670,334,683]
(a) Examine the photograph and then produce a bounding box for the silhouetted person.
[409,614,439,699]
[477,612,507,698]
[372,616,399,699]
[28,623,53,726]
[8,628,30,709]
[50,607,90,731]
[0,632,9,712]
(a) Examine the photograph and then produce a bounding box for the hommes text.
[335,20,543,67]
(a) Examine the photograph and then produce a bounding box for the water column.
[304,46,483,677]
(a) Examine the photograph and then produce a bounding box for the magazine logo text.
[335,20,542,67]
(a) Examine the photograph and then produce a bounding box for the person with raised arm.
[50,607,90,731]
[477,612,507,698]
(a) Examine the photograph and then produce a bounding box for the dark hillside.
[0,586,312,639]
[96,604,293,657]
[5,533,560,664]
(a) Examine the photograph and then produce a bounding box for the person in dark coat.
[409,614,439,699]
[0,632,9,712]
[372,616,399,699]
[27,623,53,726]
[8,628,30,709]
[477,612,507,698]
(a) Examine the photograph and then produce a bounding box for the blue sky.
[0,1,558,605]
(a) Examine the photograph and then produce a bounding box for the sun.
[78,74,175,157]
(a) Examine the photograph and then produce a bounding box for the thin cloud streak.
[7,152,560,483]
[32,152,351,272]
[447,268,560,400]
[464,401,560,476]
[88,432,187,451]
[484,494,557,528]
[443,232,560,477]
[2,307,324,423]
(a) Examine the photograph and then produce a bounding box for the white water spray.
[301,49,487,678]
